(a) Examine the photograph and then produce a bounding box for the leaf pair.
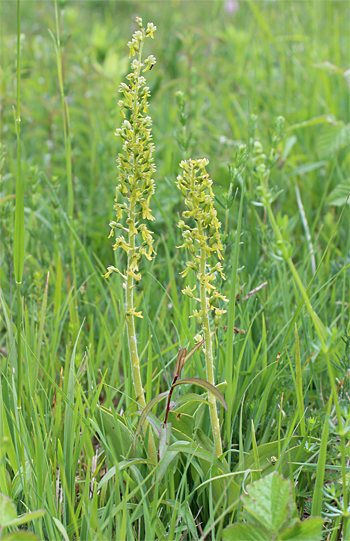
[134,340,227,448]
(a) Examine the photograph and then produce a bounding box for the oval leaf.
[173,378,228,411]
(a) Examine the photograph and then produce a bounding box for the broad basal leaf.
[242,472,296,534]
[167,411,194,440]
[95,405,134,459]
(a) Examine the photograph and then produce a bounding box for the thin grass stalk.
[311,395,332,516]
[294,324,306,437]
[225,180,244,446]
[53,0,73,220]
[52,0,77,305]
[198,223,222,457]
[14,0,24,409]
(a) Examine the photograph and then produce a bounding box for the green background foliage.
[0,1,349,539]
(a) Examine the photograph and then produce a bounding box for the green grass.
[0,1,349,540]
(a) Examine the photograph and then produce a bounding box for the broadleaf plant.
[104,17,157,462]
[222,473,324,541]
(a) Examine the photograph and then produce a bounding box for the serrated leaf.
[327,180,350,206]
[173,378,228,411]
[280,517,324,541]
[242,472,296,534]
[222,523,271,541]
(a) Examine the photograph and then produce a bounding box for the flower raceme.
[176,159,228,330]
[103,18,157,463]
[104,17,157,307]
[176,158,227,456]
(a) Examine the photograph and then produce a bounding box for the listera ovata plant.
[176,158,228,456]
[104,17,157,461]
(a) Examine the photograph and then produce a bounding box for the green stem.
[126,204,145,410]
[125,36,156,463]
[15,0,23,408]
[198,225,223,457]
[16,282,22,407]
[53,0,77,312]
[54,0,73,220]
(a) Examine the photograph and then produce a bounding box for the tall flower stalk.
[176,159,227,456]
[104,18,157,461]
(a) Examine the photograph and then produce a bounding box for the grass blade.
[294,324,306,437]
[311,397,332,517]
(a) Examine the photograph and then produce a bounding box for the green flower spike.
[104,17,157,463]
[176,158,228,457]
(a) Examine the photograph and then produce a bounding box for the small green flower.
[105,17,157,310]
[176,158,226,456]
[182,285,197,298]
[103,19,158,464]
[176,158,226,321]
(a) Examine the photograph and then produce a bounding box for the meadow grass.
[0,1,349,540]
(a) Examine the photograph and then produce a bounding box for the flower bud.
[253,141,263,155]
[257,163,266,176]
